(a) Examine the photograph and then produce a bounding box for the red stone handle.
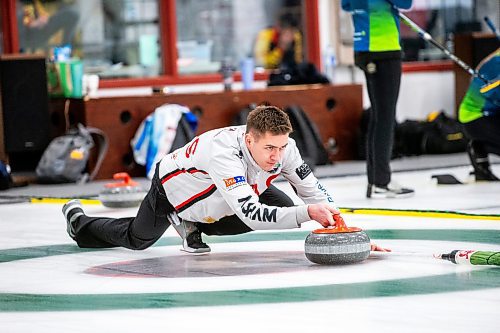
[104,172,139,188]
[312,212,362,234]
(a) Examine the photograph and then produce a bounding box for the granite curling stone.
[304,214,371,265]
[99,172,146,208]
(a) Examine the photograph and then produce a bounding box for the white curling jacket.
[158,126,335,230]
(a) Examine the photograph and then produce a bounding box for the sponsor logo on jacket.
[295,162,312,180]
[238,195,277,223]
[223,176,246,190]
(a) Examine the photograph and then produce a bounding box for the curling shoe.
[183,226,211,254]
[170,216,211,254]
[467,141,499,181]
[367,182,414,199]
[62,199,85,239]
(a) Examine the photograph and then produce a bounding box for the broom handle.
[377,250,500,266]
[484,16,500,41]
[394,8,489,84]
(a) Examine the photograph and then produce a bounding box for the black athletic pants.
[463,114,500,157]
[356,54,402,186]
[72,165,294,249]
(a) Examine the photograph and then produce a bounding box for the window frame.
[1,0,321,88]
[1,0,450,88]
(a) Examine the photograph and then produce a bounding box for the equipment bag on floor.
[36,124,108,183]
[233,104,329,168]
[284,105,329,167]
[393,111,468,156]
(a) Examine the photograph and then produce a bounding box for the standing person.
[342,0,415,198]
[459,48,500,181]
[254,13,303,70]
[63,106,387,254]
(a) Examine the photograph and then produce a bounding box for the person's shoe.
[367,183,415,199]
[62,199,85,239]
[466,141,499,181]
[183,227,211,254]
[169,215,210,254]
[469,170,500,181]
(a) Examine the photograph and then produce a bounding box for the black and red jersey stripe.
[160,167,215,212]
[175,184,217,212]
[161,167,208,184]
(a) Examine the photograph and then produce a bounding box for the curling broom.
[395,8,489,84]
[435,250,500,266]
[484,16,500,41]
[376,249,500,267]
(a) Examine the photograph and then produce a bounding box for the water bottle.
[240,57,254,90]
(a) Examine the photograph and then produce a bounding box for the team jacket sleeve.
[281,140,336,207]
[207,140,310,231]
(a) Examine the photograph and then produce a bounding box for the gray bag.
[36,124,108,183]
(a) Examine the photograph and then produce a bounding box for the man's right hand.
[307,203,340,227]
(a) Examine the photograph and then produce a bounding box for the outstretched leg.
[63,166,174,249]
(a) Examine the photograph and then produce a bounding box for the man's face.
[245,130,289,171]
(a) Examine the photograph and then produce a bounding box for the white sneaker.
[367,182,414,199]
[62,199,85,239]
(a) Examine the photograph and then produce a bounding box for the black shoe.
[469,170,500,181]
[367,183,415,199]
[62,199,85,239]
[169,213,211,253]
[467,141,499,181]
[183,227,211,253]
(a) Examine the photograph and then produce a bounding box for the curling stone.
[304,214,371,265]
[99,172,146,208]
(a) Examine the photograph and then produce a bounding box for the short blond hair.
[246,105,292,136]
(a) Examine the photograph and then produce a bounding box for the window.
[16,0,161,78]
[87,0,161,78]
[337,0,498,64]
[175,0,305,74]
[7,0,316,86]
[400,0,498,62]
[17,0,80,54]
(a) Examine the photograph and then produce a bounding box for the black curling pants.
[72,165,175,249]
[356,55,402,187]
[463,114,500,157]
[72,167,294,249]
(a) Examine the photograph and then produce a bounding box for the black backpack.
[170,113,197,152]
[268,62,330,87]
[284,105,329,167]
[232,103,256,127]
[233,104,329,168]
